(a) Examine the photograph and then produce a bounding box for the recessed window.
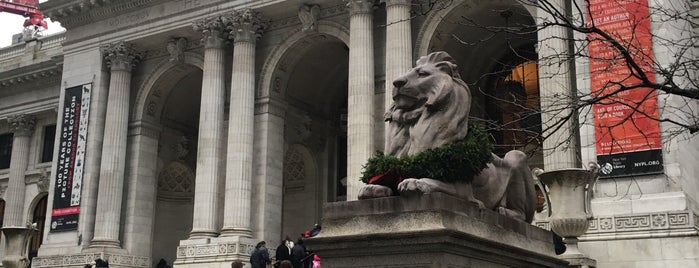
[41,125,56,163]
[0,133,13,169]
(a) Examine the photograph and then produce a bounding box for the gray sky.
[0,1,65,48]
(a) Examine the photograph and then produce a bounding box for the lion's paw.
[358,185,393,199]
[397,178,439,195]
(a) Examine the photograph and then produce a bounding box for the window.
[0,133,13,169]
[41,125,56,163]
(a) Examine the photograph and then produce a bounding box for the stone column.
[220,9,266,237]
[122,120,160,255]
[91,41,141,247]
[538,0,580,170]
[346,0,375,200]
[3,114,36,227]
[188,16,228,239]
[384,0,412,151]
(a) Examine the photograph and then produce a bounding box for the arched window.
[29,195,47,260]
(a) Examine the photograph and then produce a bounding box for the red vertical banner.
[587,0,663,177]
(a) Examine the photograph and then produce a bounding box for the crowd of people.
[248,224,322,268]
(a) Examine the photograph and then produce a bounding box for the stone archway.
[415,0,543,165]
[130,54,204,265]
[259,22,350,242]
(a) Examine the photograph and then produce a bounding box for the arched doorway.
[423,0,543,166]
[278,32,349,240]
[29,195,47,260]
[149,65,202,265]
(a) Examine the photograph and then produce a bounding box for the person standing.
[250,241,271,268]
[275,236,292,267]
[290,238,306,268]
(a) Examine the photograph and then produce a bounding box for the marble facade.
[0,0,696,267]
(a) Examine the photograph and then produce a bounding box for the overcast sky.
[0,1,65,48]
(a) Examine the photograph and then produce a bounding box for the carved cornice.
[222,9,268,44]
[346,0,375,15]
[7,114,37,137]
[101,41,143,71]
[193,17,227,49]
[0,65,63,88]
[39,0,153,29]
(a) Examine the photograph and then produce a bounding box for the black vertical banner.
[50,84,91,232]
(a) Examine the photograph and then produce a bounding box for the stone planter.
[2,226,36,268]
[535,163,599,258]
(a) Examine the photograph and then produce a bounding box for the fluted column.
[189,16,228,239]
[384,0,412,151]
[538,0,580,170]
[220,9,266,237]
[91,41,141,247]
[3,115,36,227]
[346,0,375,200]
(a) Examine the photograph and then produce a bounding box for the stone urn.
[2,225,37,268]
[534,162,600,257]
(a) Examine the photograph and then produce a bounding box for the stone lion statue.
[358,51,536,223]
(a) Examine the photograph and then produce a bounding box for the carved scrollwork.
[101,41,143,71]
[346,0,374,15]
[221,9,268,44]
[8,114,36,137]
[192,17,226,49]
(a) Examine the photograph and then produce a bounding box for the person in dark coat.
[275,236,292,267]
[290,238,307,268]
[250,241,271,268]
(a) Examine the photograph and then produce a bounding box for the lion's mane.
[385,52,472,157]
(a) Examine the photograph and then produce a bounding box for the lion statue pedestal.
[306,193,567,268]
[307,52,570,267]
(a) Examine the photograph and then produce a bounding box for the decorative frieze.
[176,241,253,258]
[32,252,149,267]
[7,114,36,137]
[101,41,143,71]
[193,17,227,49]
[222,9,268,44]
[535,211,699,240]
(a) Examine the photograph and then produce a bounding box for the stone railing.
[0,32,65,62]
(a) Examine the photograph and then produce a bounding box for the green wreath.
[361,123,493,184]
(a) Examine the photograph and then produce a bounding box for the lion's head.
[385,51,473,156]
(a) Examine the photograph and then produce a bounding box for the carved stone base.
[31,252,149,268]
[2,227,35,268]
[173,236,256,268]
[560,256,596,268]
[306,193,569,268]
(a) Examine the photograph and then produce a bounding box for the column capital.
[193,17,227,49]
[222,9,267,44]
[101,41,143,72]
[346,0,375,15]
[7,114,36,137]
[385,0,411,7]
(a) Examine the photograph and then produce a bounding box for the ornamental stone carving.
[8,114,36,137]
[222,9,267,44]
[192,17,226,49]
[167,37,188,63]
[298,4,320,32]
[37,168,50,193]
[346,0,374,15]
[101,41,143,71]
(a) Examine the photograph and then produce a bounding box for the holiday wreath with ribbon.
[361,122,494,193]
